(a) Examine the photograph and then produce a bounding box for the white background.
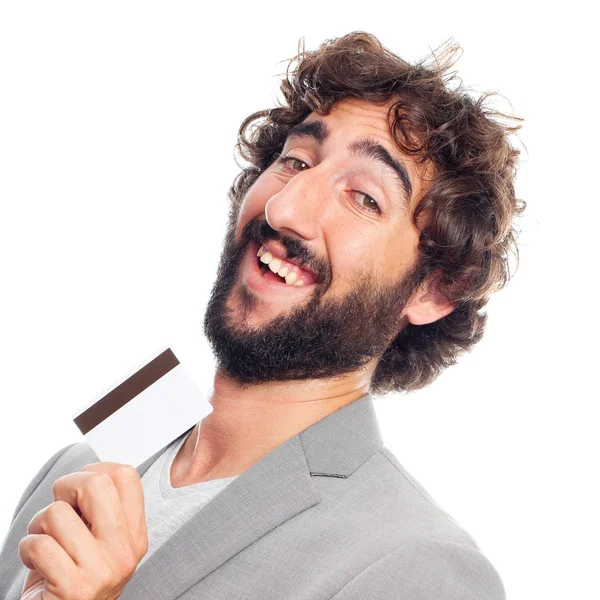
[1,2,598,599]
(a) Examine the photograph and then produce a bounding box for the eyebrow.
[284,120,413,207]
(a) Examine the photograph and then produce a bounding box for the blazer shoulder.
[330,538,506,600]
[0,442,93,599]
[376,445,483,550]
[8,441,88,527]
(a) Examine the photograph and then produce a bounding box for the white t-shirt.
[137,428,238,569]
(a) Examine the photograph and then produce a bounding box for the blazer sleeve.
[330,538,506,600]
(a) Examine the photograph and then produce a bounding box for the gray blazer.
[0,393,505,599]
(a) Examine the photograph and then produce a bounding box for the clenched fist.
[18,462,148,600]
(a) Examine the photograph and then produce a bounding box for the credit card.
[71,346,212,467]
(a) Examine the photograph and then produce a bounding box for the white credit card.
[71,345,212,467]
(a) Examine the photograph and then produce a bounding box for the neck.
[170,362,375,487]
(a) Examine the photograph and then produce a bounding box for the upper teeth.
[257,245,305,286]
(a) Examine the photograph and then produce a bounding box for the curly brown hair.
[227,31,526,397]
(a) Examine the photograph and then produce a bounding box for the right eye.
[275,154,310,172]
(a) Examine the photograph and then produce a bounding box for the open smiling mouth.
[257,255,304,285]
[253,242,319,287]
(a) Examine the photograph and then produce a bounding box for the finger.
[21,565,45,598]
[19,533,79,591]
[52,471,135,567]
[27,500,96,569]
[81,462,148,559]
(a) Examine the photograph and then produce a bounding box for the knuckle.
[27,502,66,534]
[114,464,140,484]
[51,474,68,498]
[44,500,70,525]
[98,564,116,588]
[30,534,53,556]
[80,462,100,472]
[87,471,113,491]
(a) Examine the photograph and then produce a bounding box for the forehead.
[307,97,395,138]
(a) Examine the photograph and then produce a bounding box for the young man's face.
[203,97,451,385]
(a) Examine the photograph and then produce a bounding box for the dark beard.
[202,206,424,388]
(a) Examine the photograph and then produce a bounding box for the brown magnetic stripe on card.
[74,348,180,435]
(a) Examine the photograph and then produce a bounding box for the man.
[0,32,524,599]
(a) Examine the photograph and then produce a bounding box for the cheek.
[230,178,271,239]
[239,174,284,220]
[327,237,378,292]
[331,232,415,290]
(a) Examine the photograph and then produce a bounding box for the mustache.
[242,219,329,285]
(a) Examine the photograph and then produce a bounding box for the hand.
[18,462,148,600]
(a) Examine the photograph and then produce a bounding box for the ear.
[403,271,455,326]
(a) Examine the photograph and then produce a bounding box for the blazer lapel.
[119,392,382,600]
[120,432,320,600]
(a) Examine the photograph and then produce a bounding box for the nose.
[264,168,324,242]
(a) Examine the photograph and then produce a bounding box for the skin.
[171,97,455,487]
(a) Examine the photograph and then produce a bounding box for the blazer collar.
[120,391,383,600]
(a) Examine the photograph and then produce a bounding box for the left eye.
[354,191,381,214]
